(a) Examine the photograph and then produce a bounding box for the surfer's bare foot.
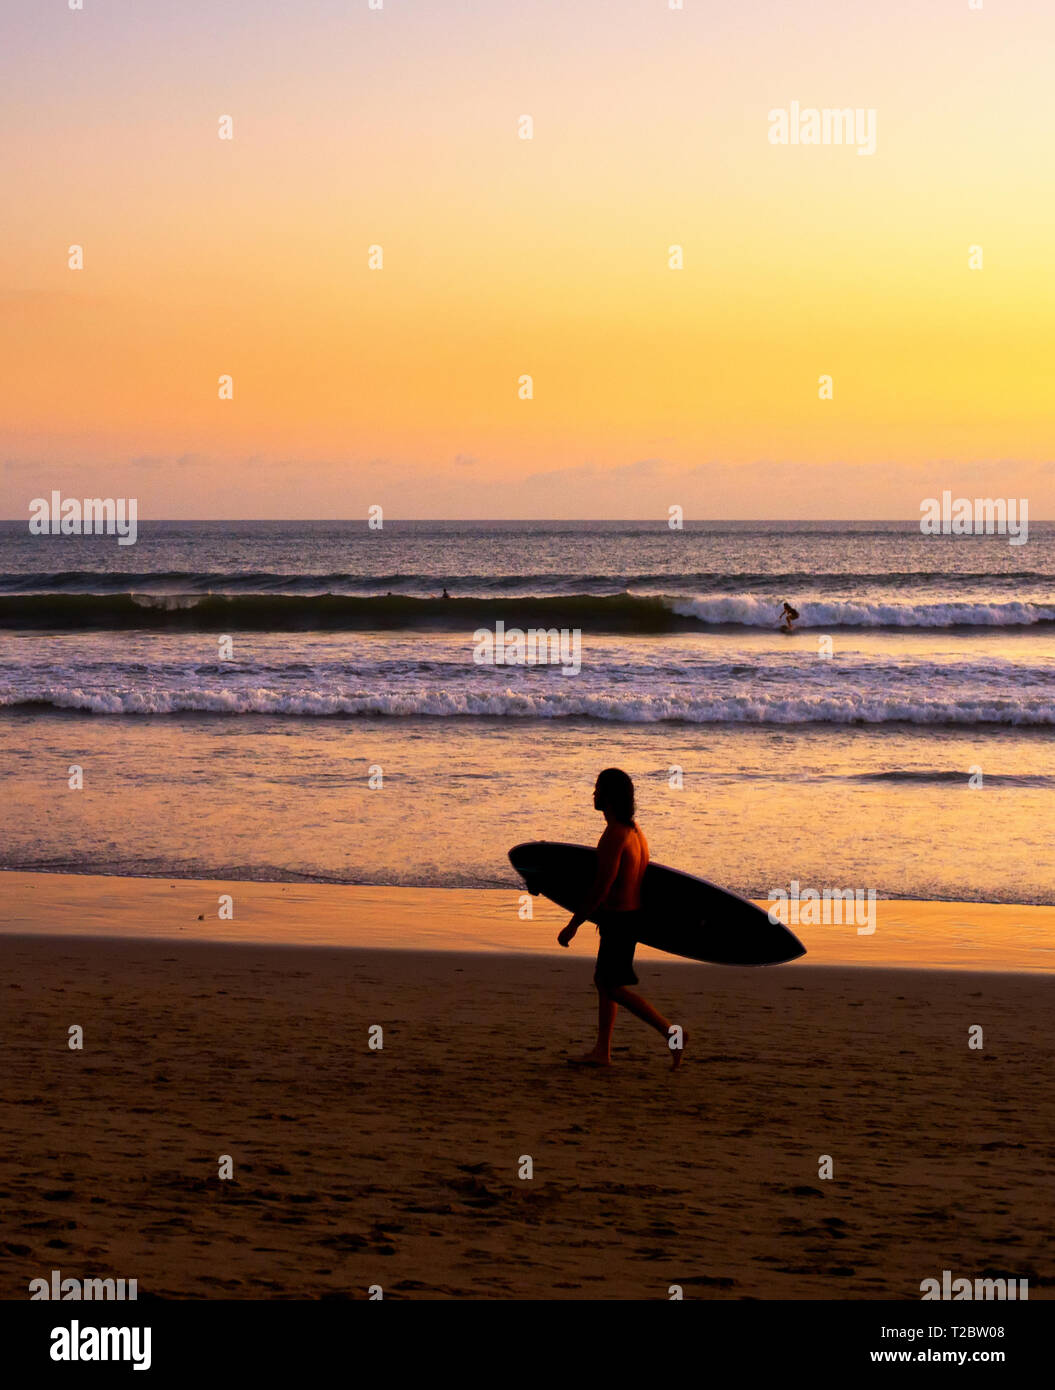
[568,1051,611,1068]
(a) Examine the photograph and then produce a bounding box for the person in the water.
[780,601,799,632]
[559,768,684,1070]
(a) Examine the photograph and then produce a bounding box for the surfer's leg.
[571,984,616,1066]
[597,985,617,1054]
[608,986,685,1068]
[608,985,668,1035]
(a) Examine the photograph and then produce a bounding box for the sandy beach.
[2,874,1052,1300]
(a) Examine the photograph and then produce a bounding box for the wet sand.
[3,869,1054,972]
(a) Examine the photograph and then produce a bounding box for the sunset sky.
[3,0,1053,518]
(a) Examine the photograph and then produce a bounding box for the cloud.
[522,456,666,485]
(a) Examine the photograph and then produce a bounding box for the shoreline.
[2,869,1054,974]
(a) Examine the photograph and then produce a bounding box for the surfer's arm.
[563,835,622,935]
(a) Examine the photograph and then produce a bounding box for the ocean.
[1,520,1052,904]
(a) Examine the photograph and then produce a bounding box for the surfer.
[558,768,684,1071]
[441,587,451,600]
[779,601,798,632]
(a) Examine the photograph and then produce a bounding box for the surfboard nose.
[508,842,543,895]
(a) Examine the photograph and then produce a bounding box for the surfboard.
[508,840,806,967]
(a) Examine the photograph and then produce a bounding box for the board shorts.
[594,909,642,989]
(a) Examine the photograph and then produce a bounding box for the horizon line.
[4,517,1052,526]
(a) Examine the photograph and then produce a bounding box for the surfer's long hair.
[595,768,636,826]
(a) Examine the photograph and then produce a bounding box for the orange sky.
[2,0,1054,517]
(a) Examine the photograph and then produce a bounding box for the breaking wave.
[1,590,1053,632]
[5,686,1055,725]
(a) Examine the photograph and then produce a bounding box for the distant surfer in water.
[559,768,684,1070]
[779,601,798,632]
[441,587,451,600]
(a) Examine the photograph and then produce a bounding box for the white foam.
[5,684,1055,725]
[671,594,1055,628]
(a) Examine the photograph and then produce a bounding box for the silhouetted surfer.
[441,587,450,600]
[779,601,798,632]
[559,769,684,1070]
